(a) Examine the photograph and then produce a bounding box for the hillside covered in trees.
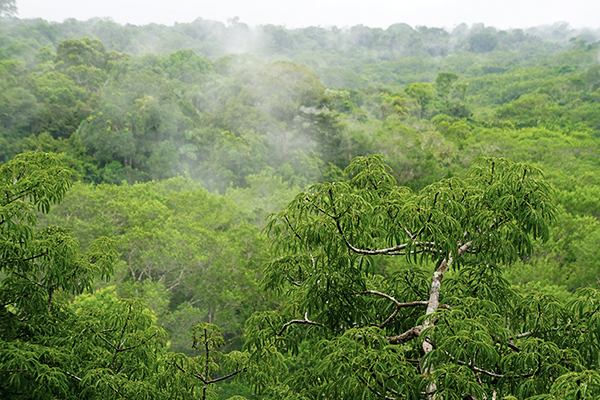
[2,12,600,399]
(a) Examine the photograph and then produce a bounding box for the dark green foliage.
[468,31,499,53]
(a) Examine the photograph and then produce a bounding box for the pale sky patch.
[13,0,600,30]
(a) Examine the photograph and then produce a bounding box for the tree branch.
[277,312,326,336]
[359,290,428,309]
[385,325,423,344]
[169,361,208,384]
[95,331,119,351]
[64,371,83,382]
[454,357,541,379]
[207,368,245,384]
[11,271,44,288]
[358,290,429,328]
[22,252,49,263]
[169,361,244,385]
[120,332,158,352]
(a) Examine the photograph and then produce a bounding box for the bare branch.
[335,221,438,256]
[454,358,540,379]
[360,291,428,309]
[358,290,429,328]
[169,361,244,385]
[207,368,245,384]
[402,226,415,240]
[21,252,49,263]
[95,332,118,351]
[120,332,158,352]
[64,371,83,382]
[322,185,440,257]
[334,215,408,255]
[426,241,472,317]
[490,334,521,352]
[64,368,125,397]
[511,327,571,340]
[445,350,542,380]
[277,312,326,336]
[385,325,423,344]
[169,361,208,384]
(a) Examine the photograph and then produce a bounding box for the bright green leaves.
[159,323,250,400]
[73,298,167,398]
[39,177,268,355]
[55,38,108,71]
[267,154,556,278]
[534,370,600,399]
[0,152,194,400]
[0,152,134,399]
[0,153,116,320]
[464,157,556,266]
[317,327,422,399]
[0,341,72,399]
[164,49,213,83]
[405,82,435,119]
[421,295,579,399]
[192,322,226,352]
[263,154,557,345]
[0,151,71,217]
[345,153,396,190]
[256,154,563,399]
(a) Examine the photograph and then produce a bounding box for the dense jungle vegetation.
[2,11,600,399]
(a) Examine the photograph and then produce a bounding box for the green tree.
[468,32,499,53]
[55,37,108,71]
[33,71,90,137]
[0,153,250,399]
[434,72,470,118]
[243,155,600,399]
[435,72,459,104]
[164,49,213,83]
[0,152,118,398]
[405,82,434,119]
[38,177,269,354]
[159,322,250,400]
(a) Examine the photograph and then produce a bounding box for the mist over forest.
[2,16,600,86]
[3,4,600,399]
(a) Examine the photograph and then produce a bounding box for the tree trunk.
[422,241,472,398]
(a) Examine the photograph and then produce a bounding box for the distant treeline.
[1,17,599,86]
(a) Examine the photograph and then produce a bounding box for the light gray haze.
[14,0,600,29]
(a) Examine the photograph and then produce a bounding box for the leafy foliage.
[1,17,600,400]
[242,155,600,399]
[0,153,249,399]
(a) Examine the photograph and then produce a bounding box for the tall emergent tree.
[246,155,600,399]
